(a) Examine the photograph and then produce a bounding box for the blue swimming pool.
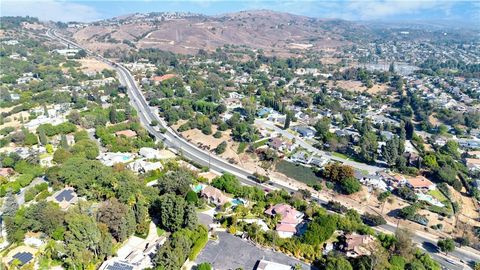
[231,198,245,206]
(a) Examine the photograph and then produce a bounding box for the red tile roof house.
[406,175,436,192]
[201,185,230,206]
[264,203,304,238]
[115,129,137,138]
[343,233,376,258]
[0,168,15,178]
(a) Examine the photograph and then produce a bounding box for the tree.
[60,134,69,149]
[340,177,362,195]
[212,173,241,194]
[359,132,378,163]
[2,192,18,217]
[71,139,99,159]
[437,238,455,255]
[323,163,354,182]
[215,141,227,154]
[382,137,399,166]
[284,112,291,129]
[109,107,118,124]
[302,214,337,245]
[158,169,193,196]
[395,228,415,260]
[38,128,48,145]
[152,194,197,232]
[405,120,414,140]
[399,205,418,219]
[197,262,212,270]
[53,148,72,164]
[97,198,136,242]
[324,253,353,270]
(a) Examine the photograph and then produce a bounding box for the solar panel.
[55,189,74,202]
[106,262,134,270]
[9,252,33,265]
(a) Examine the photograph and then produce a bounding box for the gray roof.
[55,189,75,202]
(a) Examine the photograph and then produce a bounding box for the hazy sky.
[2,0,479,25]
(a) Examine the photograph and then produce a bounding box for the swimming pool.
[231,198,246,206]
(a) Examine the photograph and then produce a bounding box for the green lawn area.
[428,189,448,203]
[253,138,269,148]
[275,160,322,186]
[156,227,165,236]
[332,152,349,159]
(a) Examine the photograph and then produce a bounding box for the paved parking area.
[195,232,314,270]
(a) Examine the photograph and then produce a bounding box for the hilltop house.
[342,233,376,258]
[264,203,304,238]
[201,186,230,206]
[406,175,435,191]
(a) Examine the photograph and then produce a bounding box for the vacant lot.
[328,80,389,94]
[77,57,113,73]
[275,160,322,186]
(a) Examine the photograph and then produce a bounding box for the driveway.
[195,232,314,270]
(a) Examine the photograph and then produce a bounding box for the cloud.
[343,0,453,20]
[1,0,102,22]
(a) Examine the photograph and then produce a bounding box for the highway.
[46,29,478,269]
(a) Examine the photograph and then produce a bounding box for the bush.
[215,141,227,155]
[339,177,361,194]
[189,226,209,261]
[361,213,387,226]
[213,131,222,138]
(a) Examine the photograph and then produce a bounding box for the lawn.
[253,138,269,148]
[275,160,323,186]
[332,152,349,159]
[428,189,448,203]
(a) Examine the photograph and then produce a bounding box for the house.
[406,175,435,191]
[127,159,163,174]
[139,147,163,159]
[97,152,135,166]
[256,260,293,270]
[293,126,315,138]
[48,187,78,210]
[309,156,330,168]
[268,137,294,153]
[466,158,480,171]
[289,151,312,164]
[0,168,15,178]
[201,186,230,206]
[265,203,304,238]
[115,129,137,138]
[343,233,376,258]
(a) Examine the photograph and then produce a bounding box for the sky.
[1,0,479,25]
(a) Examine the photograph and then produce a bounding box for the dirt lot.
[0,111,30,130]
[77,57,113,73]
[328,80,390,94]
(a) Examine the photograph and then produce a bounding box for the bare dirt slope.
[66,10,371,56]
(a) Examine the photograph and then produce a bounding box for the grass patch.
[237,142,248,154]
[428,189,448,203]
[156,227,165,236]
[253,138,269,148]
[332,152,349,159]
[275,160,322,186]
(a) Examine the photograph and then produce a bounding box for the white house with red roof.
[264,203,304,238]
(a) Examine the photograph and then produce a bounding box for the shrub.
[215,141,227,155]
[213,131,222,138]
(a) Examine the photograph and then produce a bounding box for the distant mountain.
[64,10,373,56]
[62,10,477,56]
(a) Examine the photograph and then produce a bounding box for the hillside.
[64,10,373,56]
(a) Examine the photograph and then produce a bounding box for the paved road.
[46,29,479,269]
